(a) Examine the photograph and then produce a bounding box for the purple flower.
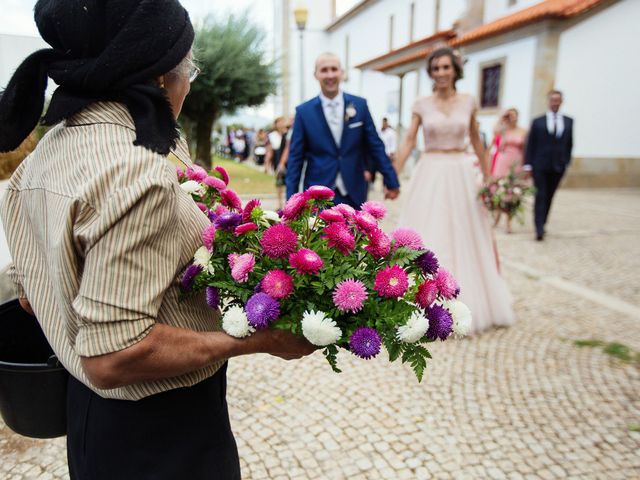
[215,212,242,231]
[349,327,381,360]
[181,264,203,291]
[426,304,453,341]
[416,250,439,276]
[245,293,280,329]
[205,286,219,308]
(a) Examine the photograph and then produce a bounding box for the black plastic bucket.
[0,299,68,438]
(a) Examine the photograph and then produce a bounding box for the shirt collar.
[546,111,560,117]
[319,91,344,107]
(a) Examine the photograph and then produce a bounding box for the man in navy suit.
[525,90,573,241]
[286,52,400,208]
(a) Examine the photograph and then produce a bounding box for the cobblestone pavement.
[1,188,639,479]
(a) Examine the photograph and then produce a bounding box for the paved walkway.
[1,188,639,479]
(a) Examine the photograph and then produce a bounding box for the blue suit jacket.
[525,115,573,173]
[285,93,400,206]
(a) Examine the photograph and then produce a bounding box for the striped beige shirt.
[0,102,223,400]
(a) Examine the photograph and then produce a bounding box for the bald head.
[314,52,344,99]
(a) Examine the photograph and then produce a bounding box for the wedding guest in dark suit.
[524,90,574,241]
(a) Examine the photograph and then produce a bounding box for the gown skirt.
[398,152,515,334]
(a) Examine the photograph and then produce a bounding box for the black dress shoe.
[536,233,544,241]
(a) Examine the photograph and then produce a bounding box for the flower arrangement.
[479,167,535,222]
[177,166,471,381]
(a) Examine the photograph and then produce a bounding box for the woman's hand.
[250,329,317,360]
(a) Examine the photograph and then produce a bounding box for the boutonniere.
[345,103,357,121]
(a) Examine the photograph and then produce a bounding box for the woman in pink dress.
[491,108,527,177]
[394,47,514,334]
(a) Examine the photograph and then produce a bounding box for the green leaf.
[323,345,342,373]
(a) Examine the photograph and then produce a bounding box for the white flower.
[193,246,214,274]
[443,300,472,336]
[396,310,429,343]
[513,187,522,195]
[307,217,323,230]
[261,210,281,224]
[345,104,357,119]
[221,305,255,338]
[301,310,342,346]
[180,180,204,195]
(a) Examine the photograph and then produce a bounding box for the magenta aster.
[333,279,368,313]
[374,265,409,298]
[354,211,377,233]
[242,199,261,223]
[186,165,208,182]
[282,192,309,220]
[415,280,438,309]
[335,203,356,219]
[360,201,387,220]
[262,269,294,299]
[364,228,391,259]
[202,224,216,251]
[235,222,258,236]
[306,185,335,201]
[289,248,324,274]
[322,222,356,254]
[349,327,381,359]
[214,204,230,216]
[195,202,207,213]
[203,176,227,191]
[220,189,242,211]
[176,167,185,179]
[260,224,298,258]
[319,208,344,223]
[435,268,459,299]
[228,253,255,283]
[214,165,229,185]
[392,228,425,250]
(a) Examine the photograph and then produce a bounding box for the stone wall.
[563,157,640,188]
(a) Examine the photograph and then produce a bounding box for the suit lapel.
[339,93,350,150]
[313,96,339,151]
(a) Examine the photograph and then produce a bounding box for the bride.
[394,47,515,334]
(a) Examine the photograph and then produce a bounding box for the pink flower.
[333,279,368,313]
[214,166,229,185]
[335,203,356,219]
[282,192,309,220]
[202,224,216,250]
[242,199,261,223]
[220,189,242,211]
[262,269,294,299]
[360,201,387,220]
[228,253,255,283]
[195,202,208,213]
[392,228,424,250]
[289,248,324,274]
[416,280,438,309]
[374,265,409,298]
[354,211,377,233]
[306,185,335,201]
[214,204,230,216]
[235,222,258,235]
[319,208,344,223]
[203,176,227,191]
[435,268,459,299]
[186,165,208,182]
[260,224,298,258]
[322,222,356,254]
[176,167,185,179]
[364,228,391,259]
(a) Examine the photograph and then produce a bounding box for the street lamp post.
[293,4,308,104]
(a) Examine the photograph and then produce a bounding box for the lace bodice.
[411,93,477,151]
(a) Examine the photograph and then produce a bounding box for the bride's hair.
[426,47,464,86]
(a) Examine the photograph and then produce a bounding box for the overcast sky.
[0,0,359,36]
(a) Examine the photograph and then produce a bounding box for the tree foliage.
[181,14,277,166]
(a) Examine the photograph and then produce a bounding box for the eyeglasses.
[189,65,201,83]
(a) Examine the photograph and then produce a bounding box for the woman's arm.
[470,113,488,178]
[394,114,421,174]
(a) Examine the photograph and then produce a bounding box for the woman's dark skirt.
[66,363,240,479]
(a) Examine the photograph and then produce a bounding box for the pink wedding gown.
[398,94,515,334]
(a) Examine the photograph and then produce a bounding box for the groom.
[286,52,400,208]
[524,90,574,241]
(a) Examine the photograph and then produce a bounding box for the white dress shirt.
[546,111,565,138]
[379,127,397,156]
[319,91,347,195]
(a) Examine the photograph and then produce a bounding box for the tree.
[182,14,277,166]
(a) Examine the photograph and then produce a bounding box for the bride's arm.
[470,112,488,178]
[394,114,421,174]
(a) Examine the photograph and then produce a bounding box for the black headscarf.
[0,0,194,154]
